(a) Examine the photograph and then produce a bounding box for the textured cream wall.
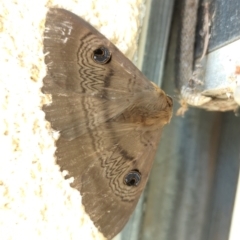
[0,0,146,239]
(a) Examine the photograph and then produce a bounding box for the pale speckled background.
[0,0,146,239]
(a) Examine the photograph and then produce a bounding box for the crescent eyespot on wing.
[42,8,173,240]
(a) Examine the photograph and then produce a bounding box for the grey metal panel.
[209,0,240,50]
[195,0,240,55]
[121,0,240,239]
[141,0,175,86]
[207,113,240,240]
[140,26,240,239]
[139,0,240,237]
[140,109,240,240]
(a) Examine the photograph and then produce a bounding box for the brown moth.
[42,8,173,240]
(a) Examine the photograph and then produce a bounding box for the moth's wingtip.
[46,7,74,16]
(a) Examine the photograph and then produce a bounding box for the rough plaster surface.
[0,0,145,239]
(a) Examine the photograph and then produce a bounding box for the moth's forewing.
[43,8,173,239]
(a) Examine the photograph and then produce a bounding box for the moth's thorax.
[117,87,173,127]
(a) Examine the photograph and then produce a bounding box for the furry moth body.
[42,8,173,240]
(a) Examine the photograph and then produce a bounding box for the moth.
[42,8,173,240]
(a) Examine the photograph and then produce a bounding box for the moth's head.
[166,95,173,110]
[158,94,173,125]
[148,82,173,125]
